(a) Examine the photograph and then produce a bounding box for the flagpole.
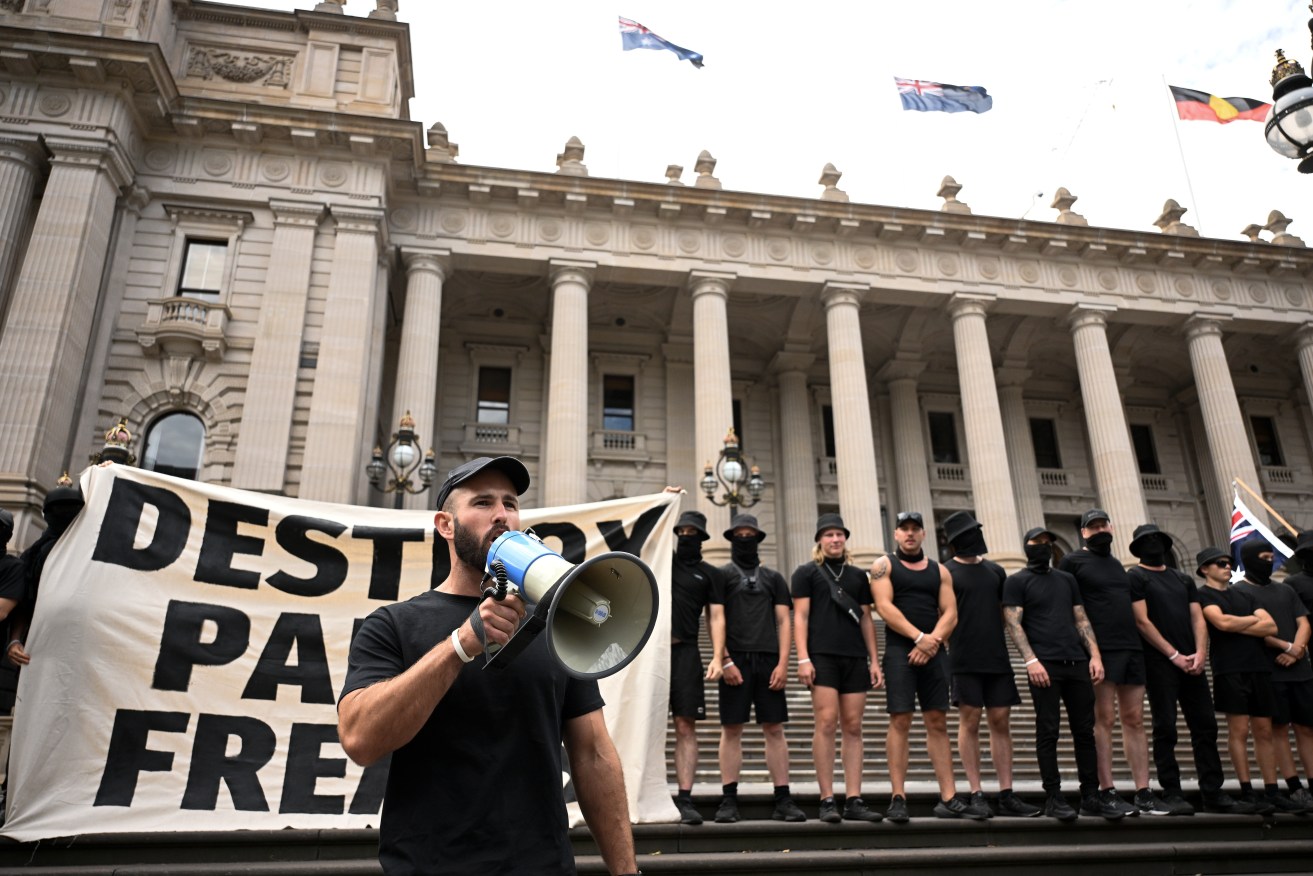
[1234,476,1301,537]
[1162,75,1204,236]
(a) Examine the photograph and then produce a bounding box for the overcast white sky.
[225,0,1313,241]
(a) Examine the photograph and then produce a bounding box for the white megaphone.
[474,529,659,679]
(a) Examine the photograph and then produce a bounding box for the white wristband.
[798,658,812,664]
[1285,642,1295,654]
[1169,651,1180,661]
[915,632,925,644]
[723,659,735,668]
[450,628,474,664]
[1024,658,1038,666]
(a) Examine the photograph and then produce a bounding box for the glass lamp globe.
[391,442,417,469]
[721,458,744,486]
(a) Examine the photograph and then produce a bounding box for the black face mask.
[675,534,703,564]
[1136,549,1166,567]
[1086,531,1114,557]
[43,505,82,538]
[951,528,988,558]
[895,546,925,563]
[1025,542,1053,572]
[731,536,760,569]
[1241,540,1273,584]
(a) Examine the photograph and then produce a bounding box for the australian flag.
[895,77,993,114]
[619,17,703,68]
[1230,491,1292,577]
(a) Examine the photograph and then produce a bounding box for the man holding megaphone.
[338,456,640,876]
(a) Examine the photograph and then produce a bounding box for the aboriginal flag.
[1169,85,1270,123]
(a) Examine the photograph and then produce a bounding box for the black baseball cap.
[434,456,530,511]
[1080,508,1110,528]
[895,511,924,528]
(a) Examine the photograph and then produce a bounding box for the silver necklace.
[822,560,846,582]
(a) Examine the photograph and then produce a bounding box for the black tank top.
[887,557,942,648]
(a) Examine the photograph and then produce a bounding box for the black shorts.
[1101,649,1147,687]
[719,651,789,725]
[882,644,950,713]
[1271,679,1313,727]
[1214,671,1276,718]
[812,653,871,695]
[952,671,1022,709]
[670,641,706,719]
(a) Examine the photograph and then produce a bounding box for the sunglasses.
[1210,559,1232,569]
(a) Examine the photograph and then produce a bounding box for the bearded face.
[451,513,507,574]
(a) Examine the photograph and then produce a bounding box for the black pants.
[1029,659,1098,795]
[1144,651,1223,794]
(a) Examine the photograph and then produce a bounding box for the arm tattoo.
[1073,606,1098,655]
[870,561,888,580]
[1003,606,1035,662]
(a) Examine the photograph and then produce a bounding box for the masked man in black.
[1286,533,1313,617]
[0,510,22,626]
[7,475,85,668]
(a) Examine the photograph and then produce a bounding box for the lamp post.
[366,411,438,509]
[700,427,766,519]
[1265,6,1313,172]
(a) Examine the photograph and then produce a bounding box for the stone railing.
[934,463,967,483]
[1140,474,1170,493]
[1261,466,1298,493]
[136,296,229,361]
[590,429,649,463]
[1038,468,1069,487]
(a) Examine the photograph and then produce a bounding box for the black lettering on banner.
[280,723,346,814]
[153,600,251,692]
[181,713,277,811]
[90,479,190,571]
[241,612,334,704]
[598,505,664,556]
[349,754,390,815]
[94,709,191,807]
[352,526,424,601]
[532,523,587,563]
[268,516,349,597]
[195,500,268,589]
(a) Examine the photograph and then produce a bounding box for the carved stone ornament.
[0,0,25,11]
[186,46,293,88]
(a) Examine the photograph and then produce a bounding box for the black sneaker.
[714,796,740,823]
[1046,792,1078,822]
[1238,789,1276,815]
[1134,788,1173,816]
[996,793,1042,817]
[1202,791,1240,813]
[967,790,995,818]
[1159,791,1194,816]
[1102,788,1139,817]
[934,795,990,820]
[1290,787,1313,811]
[886,795,910,824]
[1266,790,1308,814]
[1081,792,1127,820]
[773,796,807,822]
[842,796,883,822]
[818,796,842,824]
[675,797,703,825]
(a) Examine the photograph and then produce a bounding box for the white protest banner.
[3,464,679,841]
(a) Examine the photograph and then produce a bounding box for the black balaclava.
[1025,542,1053,572]
[1133,537,1167,568]
[731,535,760,568]
[0,511,12,551]
[951,527,988,558]
[1086,531,1114,557]
[675,534,703,564]
[1241,539,1274,585]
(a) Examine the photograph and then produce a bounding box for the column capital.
[770,350,816,375]
[0,133,44,171]
[44,136,132,189]
[270,199,327,228]
[820,280,868,310]
[401,246,452,280]
[549,258,596,288]
[329,204,386,234]
[1184,311,1233,341]
[995,366,1032,388]
[1295,322,1313,352]
[948,292,996,321]
[688,269,735,299]
[876,356,926,383]
[1067,302,1117,333]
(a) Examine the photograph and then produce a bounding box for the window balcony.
[1140,474,1170,493]
[460,423,522,455]
[933,463,968,484]
[1038,468,1069,487]
[136,297,229,361]
[1260,466,1299,494]
[590,429,649,463]
[817,456,838,484]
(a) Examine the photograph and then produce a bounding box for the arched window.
[142,413,205,480]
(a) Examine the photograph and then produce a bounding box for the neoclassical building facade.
[2,0,1311,575]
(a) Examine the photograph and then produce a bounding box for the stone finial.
[425,122,458,162]
[1265,210,1305,247]
[693,150,721,189]
[937,175,971,214]
[1050,187,1088,226]
[1241,223,1266,243]
[665,164,684,185]
[368,0,398,20]
[556,136,588,176]
[1154,199,1198,237]
[313,0,345,13]
[818,163,849,203]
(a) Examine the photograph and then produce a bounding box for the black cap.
[674,510,711,541]
[434,456,530,511]
[1080,508,1110,528]
[1195,546,1230,578]
[895,511,924,529]
[1129,523,1172,558]
[942,511,980,544]
[814,512,850,541]
[1295,530,1313,560]
[0,508,12,544]
[724,513,766,542]
[1023,526,1057,543]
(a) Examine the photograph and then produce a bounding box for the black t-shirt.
[1002,568,1087,662]
[341,590,604,875]
[670,556,718,643]
[1059,549,1142,652]
[790,560,872,658]
[1128,566,1199,657]
[945,558,1012,674]
[713,563,791,654]
[1197,585,1272,676]
[885,558,943,649]
[0,555,24,602]
[1283,571,1313,617]
[1233,580,1313,682]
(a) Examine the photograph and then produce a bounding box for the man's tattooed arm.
[1073,605,1100,657]
[1003,606,1035,662]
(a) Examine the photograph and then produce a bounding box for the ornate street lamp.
[366,411,438,509]
[1266,7,1313,172]
[700,427,766,518]
[92,418,136,465]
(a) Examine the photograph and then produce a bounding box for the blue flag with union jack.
[1230,491,1292,577]
[895,77,993,114]
[619,17,703,68]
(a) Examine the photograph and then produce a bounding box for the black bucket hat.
[942,511,981,545]
[1195,546,1230,578]
[1128,523,1173,558]
[814,512,850,541]
[724,513,767,542]
[674,510,711,541]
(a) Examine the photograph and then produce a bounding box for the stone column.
[1068,305,1147,559]
[996,367,1045,536]
[1186,314,1262,516]
[0,138,129,518]
[771,351,816,572]
[690,271,736,531]
[232,201,325,492]
[949,296,1022,561]
[1296,325,1313,439]
[300,206,386,504]
[541,260,594,508]
[392,248,451,509]
[0,134,43,324]
[879,359,938,558]
[822,282,884,563]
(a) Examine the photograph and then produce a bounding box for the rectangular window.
[927,411,960,464]
[1251,415,1285,467]
[602,374,635,431]
[476,366,511,424]
[822,405,836,457]
[177,239,227,297]
[1130,424,1160,474]
[1030,418,1062,469]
